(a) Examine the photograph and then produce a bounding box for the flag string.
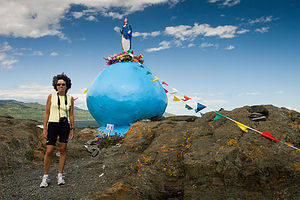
[147,70,299,151]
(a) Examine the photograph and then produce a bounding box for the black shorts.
[46,122,70,145]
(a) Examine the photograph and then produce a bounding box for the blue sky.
[0,0,299,115]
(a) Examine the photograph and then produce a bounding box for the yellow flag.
[152,76,159,82]
[82,88,88,93]
[236,122,249,132]
[173,96,180,101]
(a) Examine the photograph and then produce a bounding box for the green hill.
[0,100,94,122]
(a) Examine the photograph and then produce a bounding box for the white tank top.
[48,93,72,123]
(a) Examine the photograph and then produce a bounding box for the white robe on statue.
[122,36,131,52]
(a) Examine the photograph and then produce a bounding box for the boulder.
[89,105,300,199]
[0,115,43,175]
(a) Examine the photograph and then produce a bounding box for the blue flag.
[195,103,206,113]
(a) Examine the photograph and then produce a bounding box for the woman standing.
[40,73,74,187]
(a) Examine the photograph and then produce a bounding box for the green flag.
[185,104,193,110]
[214,115,221,122]
[214,112,227,122]
[146,71,152,75]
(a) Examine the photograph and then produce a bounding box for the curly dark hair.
[52,73,72,92]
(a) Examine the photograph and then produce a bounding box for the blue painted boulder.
[86,62,167,134]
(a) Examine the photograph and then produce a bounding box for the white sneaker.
[40,175,50,188]
[57,174,65,185]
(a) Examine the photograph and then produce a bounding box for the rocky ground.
[0,105,300,200]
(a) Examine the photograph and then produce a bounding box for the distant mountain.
[0,99,176,123]
[0,99,94,121]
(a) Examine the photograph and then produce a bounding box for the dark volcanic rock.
[90,105,300,199]
[248,105,269,117]
[0,115,43,175]
[0,105,300,199]
[0,117,96,176]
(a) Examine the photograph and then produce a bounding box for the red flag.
[162,81,168,86]
[259,131,279,141]
[164,88,168,93]
[73,97,78,101]
[181,95,191,101]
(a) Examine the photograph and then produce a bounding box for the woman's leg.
[43,145,55,174]
[58,143,67,173]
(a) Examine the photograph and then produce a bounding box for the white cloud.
[165,23,238,41]
[246,92,261,96]
[237,29,249,34]
[32,51,43,56]
[174,40,183,47]
[13,52,24,56]
[275,90,284,94]
[20,48,32,51]
[0,83,53,103]
[255,27,269,33]
[85,16,97,21]
[102,11,124,19]
[0,42,12,52]
[72,12,84,19]
[208,0,219,3]
[222,0,240,7]
[145,41,171,52]
[0,0,180,39]
[50,52,59,56]
[72,9,99,21]
[200,42,215,48]
[0,55,18,69]
[208,0,240,7]
[225,45,234,50]
[133,31,161,38]
[0,42,19,69]
[0,0,68,39]
[0,82,88,109]
[114,26,121,33]
[249,16,277,24]
[188,43,195,48]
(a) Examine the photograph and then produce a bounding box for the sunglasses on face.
[57,83,66,86]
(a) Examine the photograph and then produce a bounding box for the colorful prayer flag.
[173,96,180,101]
[185,104,193,110]
[169,88,178,94]
[235,122,249,132]
[82,88,88,93]
[152,76,159,82]
[146,71,152,75]
[259,131,279,141]
[214,112,227,122]
[181,95,191,101]
[214,115,221,122]
[195,103,206,113]
[162,81,168,86]
[164,88,168,93]
[73,97,78,101]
